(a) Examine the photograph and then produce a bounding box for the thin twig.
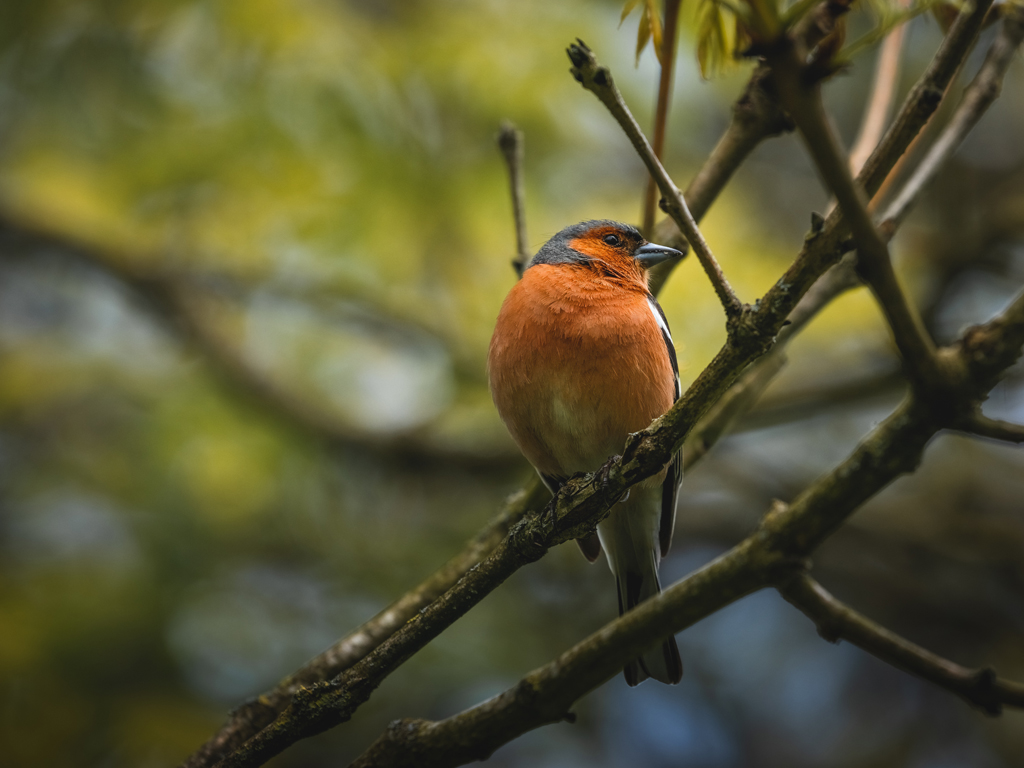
[957,413,1024,444]
[641,0,682,238]
[681,350,788,468]
[859,0,994,206]
[567,39,744,319]
[848,0,910,175]
[779,572,1024,715]
[880,4,1024,235]
[648,61,794,295]
[497,122,530,276]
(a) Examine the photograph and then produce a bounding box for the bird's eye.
[603,234,622,247]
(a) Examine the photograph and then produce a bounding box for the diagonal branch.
[648,60,793,295]
[779,572,1024,715]
[349,541,772,768]
[350,287,1024,767]
[767,41,943,393]
[857,0,995,203]
[181,477,549,768]
[848,0,910,175]
[880,3,1024,235]
[567,39,744,319]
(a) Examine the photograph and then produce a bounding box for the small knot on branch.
[510,515,551,563]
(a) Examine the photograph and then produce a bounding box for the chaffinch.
[488,220,684,686]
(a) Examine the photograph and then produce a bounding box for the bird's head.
[528,220,682,285]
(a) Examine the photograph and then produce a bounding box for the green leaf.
[620,0,643,24]
[636,4,652,62]
[696,1,730,78]
[646,0,665,63]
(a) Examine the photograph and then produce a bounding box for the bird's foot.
[595,454,619,491]
[540,494,559,529]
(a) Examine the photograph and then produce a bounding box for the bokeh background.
[2,1,1024,766]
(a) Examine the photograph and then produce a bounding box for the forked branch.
[780,572,1024,715]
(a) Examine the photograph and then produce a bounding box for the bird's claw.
[595,455,619,488]
[540,496,559,529]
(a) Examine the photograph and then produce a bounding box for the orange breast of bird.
[488,263,676,479]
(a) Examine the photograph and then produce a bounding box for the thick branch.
[779,573,1024,715]
[350,541,771,768]
[228,287,1024,768]
[182,478,549,768]
[567,40,744,318]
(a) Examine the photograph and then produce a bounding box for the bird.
[487,219,684,686]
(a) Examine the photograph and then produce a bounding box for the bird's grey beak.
[634,241,682,268]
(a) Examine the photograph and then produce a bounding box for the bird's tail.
[614,554,683,686]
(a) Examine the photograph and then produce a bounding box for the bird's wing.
[648,295,681,557]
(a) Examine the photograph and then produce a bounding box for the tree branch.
[848,0,909,175]
[879,3,1024,235]
[648,60,793,295]
[779,572,1024,715]
[350,287,1024,767]
[767,42,943,394]
[182,477,549,768]
[857,0,994,203]
[349,540,772,768]
[641,0,683,238]
[567,39,744,319]
[497,121,530,276]
[957,413,1024,444]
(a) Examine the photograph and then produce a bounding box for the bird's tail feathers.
[614,558,683,686]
